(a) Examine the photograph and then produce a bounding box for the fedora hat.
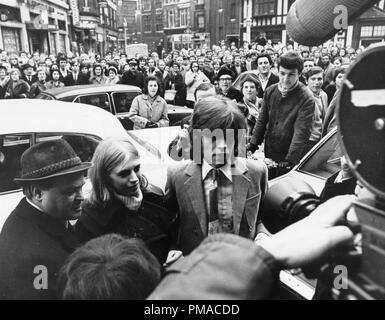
[14,139,92,183]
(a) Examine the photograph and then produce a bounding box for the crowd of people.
[0,38,362,300]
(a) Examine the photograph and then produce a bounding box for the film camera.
[260,44,385,300]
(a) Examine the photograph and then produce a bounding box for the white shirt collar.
[26,197,44,212]
[202,159,233,182]
[26,197,69,229]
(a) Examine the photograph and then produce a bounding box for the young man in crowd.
[248,52,315,171]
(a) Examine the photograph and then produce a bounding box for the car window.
[36,93,54,100]
[112,92,140,114]
[0,135,32,193]
[36,134,100,163]
[60,96,75,102]
[297,132,343,179]
[74,94,111,112]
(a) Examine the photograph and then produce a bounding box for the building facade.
[116,0,139,50]
[139,0,163,53]
[0,0,70,55]
[240,0,385,49]
[209,0,241,47]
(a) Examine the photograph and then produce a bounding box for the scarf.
[243,97,260,119]
[278,80,299,98]
[113,188,143,212]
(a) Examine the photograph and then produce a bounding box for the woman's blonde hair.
[89,137,147,205]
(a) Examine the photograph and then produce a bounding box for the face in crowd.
[94,66,102,77]
[257,57,271,76]
[37,70,47,82]
[51,70,60,81]
[147,80,159,98]
[10,70,20,81]
[303,60,315,75]
[40,172,85,222]
[307,71,323,95]
[242,80,258,103]
[219,75,233,94]
[278,66,299,92]
[108,153,142,198]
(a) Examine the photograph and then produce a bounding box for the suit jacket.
[63,73,81,86]
[166,158,268,255]
[0,198,80,299]
[21,74,38,87]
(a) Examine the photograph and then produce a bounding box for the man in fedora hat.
[217,67,243,103]
[0,139,92,299]
[21,63,37,86]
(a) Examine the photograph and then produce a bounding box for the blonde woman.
[75,137,176,264]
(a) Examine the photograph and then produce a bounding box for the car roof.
[41,84,142,99]
[0,99,127,138]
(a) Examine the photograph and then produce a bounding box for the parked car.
[36,84,193,130]
[0,99,180,231]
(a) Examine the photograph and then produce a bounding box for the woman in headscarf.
[75,138,177,264]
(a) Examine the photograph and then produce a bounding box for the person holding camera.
[128,76,169,130]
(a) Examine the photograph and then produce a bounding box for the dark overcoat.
[0,198,80,299]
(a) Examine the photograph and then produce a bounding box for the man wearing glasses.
[217,68,243,103]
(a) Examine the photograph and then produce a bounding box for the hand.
[164,250,183,267]
[246,143,257,153]
[145,121,158,128]
[278,161,293,169]
[258,195,356,269]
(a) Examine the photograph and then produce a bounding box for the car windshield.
[297,131,343,180]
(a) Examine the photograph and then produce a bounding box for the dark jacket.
[21,74,38,87]
[120,70,145,91]
[250,83,315,164]
[219,86,243,103]
[75,189,177,264]
[29,80,47,98]
[258,73,279,98]
[77,73,90,85]
[4,80,30,99]
[173,73,186,106]
[0,198,80,299]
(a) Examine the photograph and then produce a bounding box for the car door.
[111,91,140,130]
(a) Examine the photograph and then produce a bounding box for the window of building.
[373,25,385,36]
[1,27,21,54]
[197,14,204,29]
[143,15,151,32]
[168,10,175,28]
[361,26,373,37]
[142,0,151,11]
[230,3,236,19]
[155,0,162,9]
[180,8,187,27]
[156,14,163,31]
[254,0,277,16]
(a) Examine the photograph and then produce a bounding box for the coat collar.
[142,94,162,103]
